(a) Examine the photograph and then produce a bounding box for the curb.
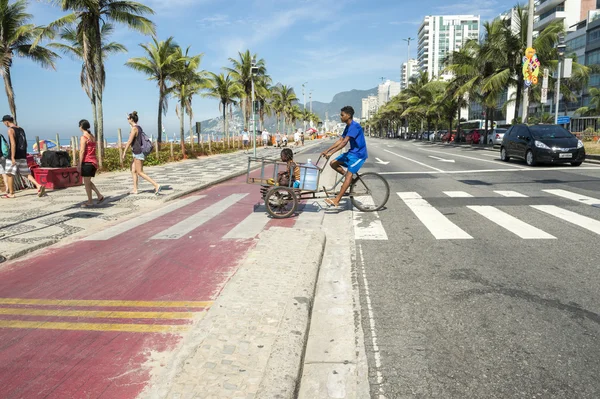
[256,229,326,399]
[139,227,327,399]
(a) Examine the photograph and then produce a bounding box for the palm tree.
[204,72,242,145]
[0,0,58,124]
[169,46,206,157]
[289,104,302,130]
[575,87,600,116]
[224,50,267,126]
[125,36,180,144]
[52,23,125,136]
[255,76,272,130]
[272,85,297,135]
[48,0,155,168]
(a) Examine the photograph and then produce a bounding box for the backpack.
[0,134,9,158]
[14,127,27,153]
[138,127,153,156]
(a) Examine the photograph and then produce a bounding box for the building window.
[587,49,600,65]
[588,29,600,45]
[567,35,586,52]
[539,4,565,20]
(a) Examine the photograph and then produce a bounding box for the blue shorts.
[335,153,366,174]
[133,152,145,161]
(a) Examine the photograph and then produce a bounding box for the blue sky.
[2,0,519,140]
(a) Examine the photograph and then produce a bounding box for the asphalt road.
[355,138,600,398]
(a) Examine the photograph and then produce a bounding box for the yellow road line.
[0,320,190,333]
[0,308,196,319]
[0,298,213,308]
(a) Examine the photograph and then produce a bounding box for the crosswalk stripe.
[531,205,600,235]
[543,189,600,206]
[444,191,473,198]
[151,193,249,240]
[84,196,206,241]
[494,190,528,198]
[353,196,388,240]
[468,206,555,239]
[223,211,270,239]
[397,192,473,240]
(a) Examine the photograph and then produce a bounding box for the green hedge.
[101,142,242,172]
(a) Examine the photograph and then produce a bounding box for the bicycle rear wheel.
[350,172,390,212]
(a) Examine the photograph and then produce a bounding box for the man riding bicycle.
[321,106,368,207]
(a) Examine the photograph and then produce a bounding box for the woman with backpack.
[122,111,161,195]
[78,119,104,207]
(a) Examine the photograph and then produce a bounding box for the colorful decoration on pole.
[523,47,540,87]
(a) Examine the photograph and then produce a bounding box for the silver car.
[490,128,508,145]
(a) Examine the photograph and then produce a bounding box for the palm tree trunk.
[96,93,104,169]
[222,104,227,147]
[3,67,17,125]
[91,94,98,139]
[514,78,523,123]
[179,103,186,158]
[158,90,164,144]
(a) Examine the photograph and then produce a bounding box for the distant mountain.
[197,86,377,134]
[309,87,377,121]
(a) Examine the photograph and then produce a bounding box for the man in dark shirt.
[321,106,368,207]
[2,115,45,198]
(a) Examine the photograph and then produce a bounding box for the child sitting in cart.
[277,148,301,188]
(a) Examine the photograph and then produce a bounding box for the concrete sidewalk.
[0,141,322,262]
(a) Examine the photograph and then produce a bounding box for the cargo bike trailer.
[246,155,390,219]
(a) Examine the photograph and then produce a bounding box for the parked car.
[489,128,508,145]
[465,129,482,144]
[500,124,586,166]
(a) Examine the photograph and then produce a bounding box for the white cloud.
[197,14,231,29]
[435,1,501,18]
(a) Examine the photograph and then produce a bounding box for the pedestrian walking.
[276,132,282,148]
[301,131,305,146]
[122,111,161,195]
[1,115,45,199]
[0,132,9,194]
[261,130,269,148]
[242,127,249,153]
[294,129,301,147]
[78,119,104,207]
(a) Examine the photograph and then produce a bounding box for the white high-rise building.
[401,59,419,89]
[377,80,401,108]
[534,0,597,32]
[361,95,380,121]
[418,15,480,80]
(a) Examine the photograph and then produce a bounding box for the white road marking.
[543,189,600,207]
[378,166,600,175]
[222,211,269,239]
[444,191,473,198]
[151,193,248,240]
[353,196,388,240]
[479,152,500,158]
[532,205,600,235]
[468,206,556,239]
[383,149,444,172]
[358,244,385,396]
[84,196,206,241]
[420,148,527,169]
[429,155,455,163]
[494,190,528,198]
[397,192,473,239]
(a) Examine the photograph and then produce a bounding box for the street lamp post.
[251,57,259,157]
[302,82,308,133]
[403,37,414,84]
[554,34,566,125]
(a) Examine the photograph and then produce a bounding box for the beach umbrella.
[33,140,57,151]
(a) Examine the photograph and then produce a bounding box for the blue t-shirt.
[342,121,368,159]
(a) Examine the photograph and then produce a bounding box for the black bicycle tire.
[350,172,390,212]
[265,187,298,219]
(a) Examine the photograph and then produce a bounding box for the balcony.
[535,0,563,16]
[534,10,565,31]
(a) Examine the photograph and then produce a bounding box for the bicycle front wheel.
[350,172,390,212]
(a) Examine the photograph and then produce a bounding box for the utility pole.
[302,82,308,133]
[554,34,566,124]
[251,57,259,157]
[521,0,535,123]
[403,37,414,83]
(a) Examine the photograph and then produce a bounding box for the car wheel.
[526,150,536,166]
[500,147,510,162]
[571,162,582,167]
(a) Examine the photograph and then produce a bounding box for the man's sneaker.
[37,186,46,197]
